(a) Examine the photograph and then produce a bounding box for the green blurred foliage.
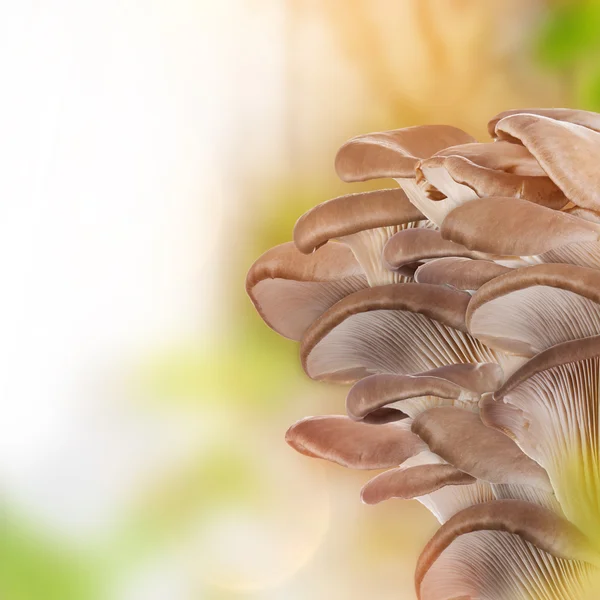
[0,509,101,600]
[536,0,600,109]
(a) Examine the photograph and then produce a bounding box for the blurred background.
[1,1,599,598]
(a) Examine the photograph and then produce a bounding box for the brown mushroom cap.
[383,229,486,271]
[418,142,568,210]
[416,500,598,600]
[246,242,368,340]
[360,463,475,505]
[285,415,426,469]
[293,188,425,254]
[334,125,475,183]
[467,263,600,356]
[495,114,600,211]
[414,258,511,292]
[441,197,600,257]
[346,372,480,422]
[412,407,551,490]
[299,283,510,383]
[488,107,600,139]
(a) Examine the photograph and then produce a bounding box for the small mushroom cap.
[300,283,504,383]
[415,258,511,292]
[415,500,598,598]
[335,125,475,183]
[246,241,368,340]
[467,263,600,355]
[361,463,475,505]
[346,373,480,422]
[417,141,568,209]
[488,107,600,139]
[285,415,426,470]
[293,188,425,255]
[495,114,600,211]
[441,197,600,256]
[383,229,485,270]
[411,407,551,490]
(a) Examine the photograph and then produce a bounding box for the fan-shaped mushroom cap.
[383,229,487,271]
[415,258,511,292]
[488,107,600,138]
[467,264,600,356]
[484,335,600,535]
[246,242,368,340]
[417,501,598,600]
[293,188,427,286]
[495,114,600,211]
[441,197,600,265]
[346,365,502,421]
[300,283,516,383]
[334,125,475,183]
[417,141,568,210]
[412,407,551,490]
[285,415,426,470]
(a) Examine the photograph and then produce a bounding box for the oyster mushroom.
[246,241,368,340]
[293,188,426,285]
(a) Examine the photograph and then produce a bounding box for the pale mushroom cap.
[293,188,425,254]
[411,407,551,490]
[285,415,426,470]
[441,197,600,256]
[488,108,600,138]
[246,241,368,340]
[415,258,511,292]
[335,125,476,183]
[495,114,600,211]
[467,263,600,355]
[415,500,598,598]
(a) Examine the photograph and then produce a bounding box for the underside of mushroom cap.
[334,125,476,183]
[415,499,599,599]
[246,241,368,340]
[300,283,514,383]
[467,263,600,356]
[485,336,600,535]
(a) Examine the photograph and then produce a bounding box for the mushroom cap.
[293,188,425,255]
[361,463,475,505]
[467,263,600,355]
[383,229,485,270]
[246,242,368,340]
[441,197,600,256]
[285,415,426,470]
[299,283,506,383]
[495,113,600,211]
[488,107,600,139]
[414,258,511,292]
[417,142,568,209]
[411,407,551,490]
[346,372,481,422]
[335,125,475,183]
[416,500,598,599]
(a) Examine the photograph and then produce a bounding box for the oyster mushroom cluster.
[246,108,600,599]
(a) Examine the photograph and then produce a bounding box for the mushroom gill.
[246,108,600,599]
